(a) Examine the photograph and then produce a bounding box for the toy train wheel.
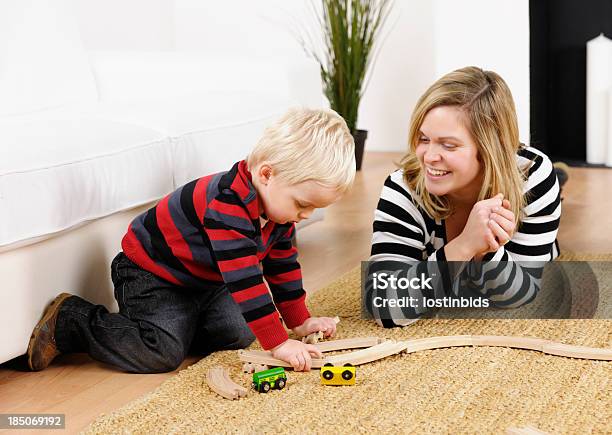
[322,370,334,380]
[275,378,286,390]
[260,381,271,393]
[251,382,258,391]
[342,370,353,380]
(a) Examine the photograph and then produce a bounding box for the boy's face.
[254,164,342,225]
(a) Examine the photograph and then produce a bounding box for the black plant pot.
[352,129,368,171]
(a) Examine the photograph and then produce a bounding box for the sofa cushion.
[0,112,173,248]
[70,91,297,186]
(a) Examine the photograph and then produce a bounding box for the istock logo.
[371,272,433,290]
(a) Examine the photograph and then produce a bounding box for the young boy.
[27,108,356,373]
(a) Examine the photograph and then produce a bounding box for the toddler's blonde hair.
[247,108,356,193]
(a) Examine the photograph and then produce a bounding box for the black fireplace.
[530,0,612,164]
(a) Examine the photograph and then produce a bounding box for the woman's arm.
[463,147,561,308]
[368,172,464,326]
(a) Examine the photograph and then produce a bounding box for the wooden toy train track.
[238,335,612,370]
[206,367,248,400]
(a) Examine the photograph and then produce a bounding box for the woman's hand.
[488,199,516,246]
[457,193,515,259]
[271,339,323,371]
[466,194,516,261]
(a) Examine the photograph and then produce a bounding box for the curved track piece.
[207,367,247,400]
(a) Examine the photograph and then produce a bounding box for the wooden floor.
[1,151,611,433]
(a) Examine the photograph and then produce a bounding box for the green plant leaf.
[299,0,392,133]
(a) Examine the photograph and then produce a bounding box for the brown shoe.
[27,292,74,371]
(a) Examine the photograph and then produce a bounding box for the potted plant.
[299,0,393,170]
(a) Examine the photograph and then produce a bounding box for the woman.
[368,66,561,327]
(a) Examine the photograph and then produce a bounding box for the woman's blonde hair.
[401,66,528,226]
[247,107,356,193]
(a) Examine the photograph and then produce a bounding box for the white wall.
[75,0,175,51]
[73,0,530,151]
[173,0,436,152]
[433,0,530,145]
[174,0,308,59]
[357,1,436,152]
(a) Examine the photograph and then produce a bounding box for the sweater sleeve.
[368,172,462,326]
[461,147,561,308]
[262,224,310,329]
[204,201,288,350]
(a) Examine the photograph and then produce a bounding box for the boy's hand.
[292,317,337,339]
[271,339,323,371]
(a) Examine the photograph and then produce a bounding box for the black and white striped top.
[368,146,561,325]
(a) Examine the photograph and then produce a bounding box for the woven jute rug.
[84,253,612,434]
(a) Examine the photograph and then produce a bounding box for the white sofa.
[0,42,326,363]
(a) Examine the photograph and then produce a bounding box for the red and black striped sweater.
[122,160,310,350]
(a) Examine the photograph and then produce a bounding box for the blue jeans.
[55,252,255,373]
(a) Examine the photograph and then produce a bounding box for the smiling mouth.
[426,167,451,176]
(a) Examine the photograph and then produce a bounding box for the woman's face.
[415,105,483,205]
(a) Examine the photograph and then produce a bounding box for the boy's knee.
[158,351,184,372]
[223,325,255,350]
[237,332,256,349]
[132,342,186,373]
[207,322,255,351]
[136,355,183,374]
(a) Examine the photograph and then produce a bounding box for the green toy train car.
[251,367,287,393]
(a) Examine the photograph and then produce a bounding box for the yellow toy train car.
[320,363,356,386]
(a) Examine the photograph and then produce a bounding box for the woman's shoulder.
[377,169,433,228]
[381,169,425,208]
[516,144,556,186]
[516,145,560,219]
[516,145,553,173]
[374,169,434,239]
